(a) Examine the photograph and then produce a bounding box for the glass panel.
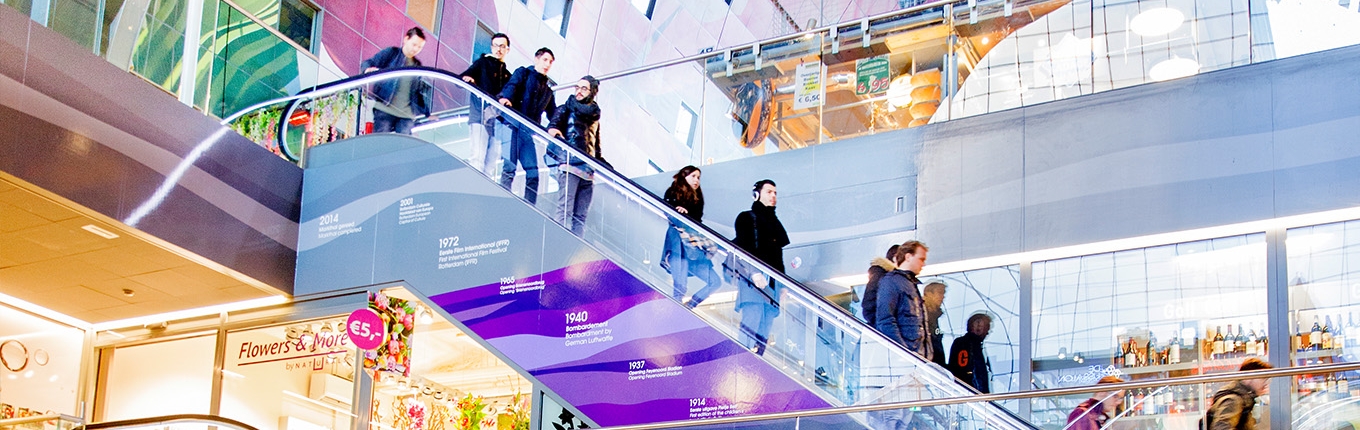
[278,0,315,51]
[202,2,298,118]
[1033,234,1269,422]
[1286,221,1358,379]
[225,71,1033,428]
[932,265,1023,408]
[406,0,437,34]
[0,415,82,430]
[47,0,100,51]
[128,0,186,94]
[98,0,126,56]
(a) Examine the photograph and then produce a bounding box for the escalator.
[226,68,1036,429]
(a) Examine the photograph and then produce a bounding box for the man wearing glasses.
[546,76,603,235]
[461,33,512,175]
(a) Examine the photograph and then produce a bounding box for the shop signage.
[234,328,351,367]
[346,308,386,350]
[793,62,824,110]
[855,55,891,95]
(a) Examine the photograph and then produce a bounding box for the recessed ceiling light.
[81,224,119,239]
[1130,8,1185,37]
[1149,57,1200,81]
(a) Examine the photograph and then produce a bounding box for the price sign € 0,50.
[346,308,387,350]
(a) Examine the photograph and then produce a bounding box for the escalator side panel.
[297,136,831,426]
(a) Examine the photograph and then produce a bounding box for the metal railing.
[83,414,259,430]
[594,361,1360,430]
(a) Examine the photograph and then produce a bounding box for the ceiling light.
[1149,57,1200,81]
[81,224,120,239]
[981,36,990,45]
[1130,8,1184,37]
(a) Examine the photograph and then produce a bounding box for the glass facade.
[1287,220,1360,415]
[0,304,85,418]
[932,265,1023,399]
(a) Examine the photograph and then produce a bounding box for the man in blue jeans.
[361,27,431,134]
[496,48,557,204]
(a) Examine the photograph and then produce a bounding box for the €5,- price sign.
[346,308,386,350]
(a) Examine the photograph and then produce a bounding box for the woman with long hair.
[662,166,723,308]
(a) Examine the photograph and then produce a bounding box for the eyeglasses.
[491,43,509,49]
[575,85,592,91]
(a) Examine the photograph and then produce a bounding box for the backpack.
[1200,389,1254,430]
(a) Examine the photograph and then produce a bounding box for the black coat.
[360,47,431,116]
[733,202,789,273]
[461,55,510,123]
[546,97,602,170]
[948,332,990,393]
[498,66,557,127]
[862,257,896,327]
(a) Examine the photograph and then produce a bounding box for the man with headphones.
[728,179,789,355]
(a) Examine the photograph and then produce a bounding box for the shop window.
[101,335,217,420]
[630,0,655,19]
[1286,220,1360,400]
[407,0,441,37]
[219,318,357,430]
[1031,234,1267,422]
[0,304,85,417]
[543,0,572,37]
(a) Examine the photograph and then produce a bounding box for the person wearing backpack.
[1203,358,1273,429]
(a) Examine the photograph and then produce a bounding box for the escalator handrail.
[224,69,1006,418]
[226,66,902,351]
[594,361,1360,430]
[82,414,259,430]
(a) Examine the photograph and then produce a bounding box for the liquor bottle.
[1259,324,1269,357]
[1235,325,1248,358]
[1145,387,1159,415]
[1335,314,1347,355]
[1125,338,1137,368]
[1324,315,1335,351]
[1296,321,1305,352]
[1212,326,1226,360]
[1246,326,1259,357]
[1146,335,1158,366]
[1169,336,1182,364]
[1313,317,1325,351]
[1117,342,1127,367]
[1340,373,1350,395]
[1328,373,1339,393]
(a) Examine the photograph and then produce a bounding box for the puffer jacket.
[875,269,931,359]
[862,257,896,327]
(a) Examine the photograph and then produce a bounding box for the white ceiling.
[0,173,283,326]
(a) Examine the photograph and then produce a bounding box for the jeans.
[554,168,593,235]
[499,127,539,204]
[468,122,505,175]
[372,109,414,134]
[738,301,778,355]
[663,227,723,305]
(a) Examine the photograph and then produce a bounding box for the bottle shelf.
[1293,348,1345,361]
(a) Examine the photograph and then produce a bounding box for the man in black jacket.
[862,244,899,328]
[949,312,992,393]
[461,33,512,174]
[546,76,601,235]
[496,48,557,204]
[731,179,789,355]
[361,27,431,135]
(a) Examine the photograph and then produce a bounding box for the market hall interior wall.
[640,44,1360,276]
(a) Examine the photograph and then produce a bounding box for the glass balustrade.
[223,68,1033,429]
[0,414,82,430]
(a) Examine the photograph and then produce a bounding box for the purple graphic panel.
[431,260,830,425]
